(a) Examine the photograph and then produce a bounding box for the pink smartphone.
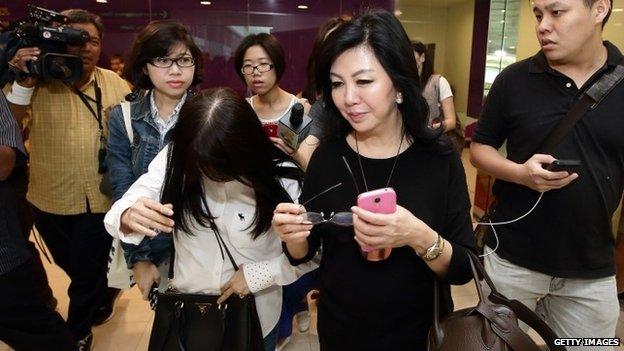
[357,187,397,214]
[356,188,396,261]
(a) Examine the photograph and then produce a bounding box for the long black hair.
[160,88,303,238]
[315,10,442,146]
[302,15,352,103]
[411,41,434,88]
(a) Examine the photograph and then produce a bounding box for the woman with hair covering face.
[272,10,475,350]
[105,88,316,350]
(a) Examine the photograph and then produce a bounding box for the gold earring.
[396,93,403,104]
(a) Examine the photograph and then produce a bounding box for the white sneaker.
[295,311,310,333]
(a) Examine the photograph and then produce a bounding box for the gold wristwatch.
[418,233,444,261]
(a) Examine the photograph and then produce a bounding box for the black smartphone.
[543,159,582,173]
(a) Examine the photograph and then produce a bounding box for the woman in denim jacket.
[106,20,202,299]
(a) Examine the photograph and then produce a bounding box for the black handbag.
[428,251,566,351]
[147,223,264,351]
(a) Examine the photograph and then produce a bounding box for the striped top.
[0,90,30,275]
[0,90,26,156]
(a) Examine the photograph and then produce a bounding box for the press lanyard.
[71,78,105,148]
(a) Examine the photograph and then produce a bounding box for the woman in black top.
[272,10,475,350]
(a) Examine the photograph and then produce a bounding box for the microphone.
[278,102,312,150]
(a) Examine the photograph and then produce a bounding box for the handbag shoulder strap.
[474,301,544,351]
[167,196,240,280]
[488,292,563,349]
[538,59,624,154]
[199,195,239,270]
[215,230,240,269]
[121,101,134,144]
[468,251,566,350]
[431,251,566,351]
[431,278,542,351]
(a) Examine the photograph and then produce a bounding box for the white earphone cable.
[476,192,544,257]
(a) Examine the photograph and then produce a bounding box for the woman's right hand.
[120,197,175,237]
[132,261,160,300]
[272,203,313,244]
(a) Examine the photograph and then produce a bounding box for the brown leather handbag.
[427,252,566,351]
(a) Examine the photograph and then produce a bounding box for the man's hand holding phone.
[518,154,579,192]
[542,159,581,173]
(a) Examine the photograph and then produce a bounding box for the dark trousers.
[11,165,53,304]
[0,260,76,351]
[278,269,320,338]
[33,207,112,338]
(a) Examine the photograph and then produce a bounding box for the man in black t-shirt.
[470,0,622,348]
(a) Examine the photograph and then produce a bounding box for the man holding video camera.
[6,8,130,350]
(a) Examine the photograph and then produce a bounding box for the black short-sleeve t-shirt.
[472,42,624,279]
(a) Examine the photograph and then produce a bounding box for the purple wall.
[467,0,489,119]
[1,0,394,95]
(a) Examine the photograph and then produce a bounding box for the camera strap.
[71,78,105,148]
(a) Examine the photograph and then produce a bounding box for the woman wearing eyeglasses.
[233,33,310,163]
[106,20,201,301]
[272,10,475,350]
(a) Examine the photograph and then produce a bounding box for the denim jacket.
[106,91,176,268]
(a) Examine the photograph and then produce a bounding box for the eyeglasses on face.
[241,63,274,75]
[302,211,353,226]
[149,55,195,68]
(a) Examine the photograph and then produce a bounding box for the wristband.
[6,81,34,106]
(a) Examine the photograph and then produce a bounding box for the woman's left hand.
[218,268,251,304]
[350,205,436,251]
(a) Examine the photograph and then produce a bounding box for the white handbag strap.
[121,101,134,144]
